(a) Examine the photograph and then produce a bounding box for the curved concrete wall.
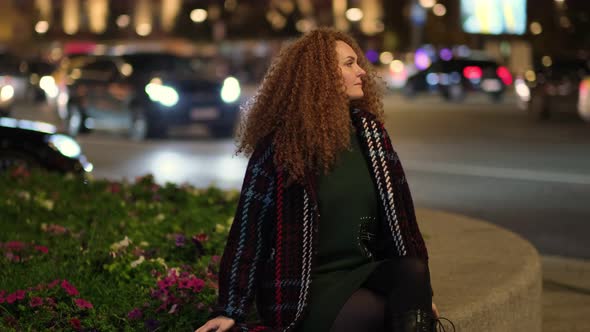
[417,209,542,332]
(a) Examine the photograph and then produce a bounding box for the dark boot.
[390,309,456,332]
[390,309,436,332]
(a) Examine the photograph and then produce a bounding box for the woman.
[197,28,448,332]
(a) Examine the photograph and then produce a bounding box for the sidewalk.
[542,255,590,332]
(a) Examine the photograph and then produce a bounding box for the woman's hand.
[195,316,235,332]
[432,302,440,319]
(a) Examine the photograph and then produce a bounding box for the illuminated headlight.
[145,82,179,107]
[47,134,81,158]
[0,85,14,102]
[40,75,59,98]
[221,76,241,103]
[514,79,530,102]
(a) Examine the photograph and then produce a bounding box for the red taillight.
[463,66,482,80]
[496,66,513,85]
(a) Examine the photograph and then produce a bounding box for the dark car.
[404,57,512,102]
[65,53,241,140]
[523,57,590,120]
[26,59,58,103]
[0,117,93,173]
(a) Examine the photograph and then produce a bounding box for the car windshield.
[121,54,216,78]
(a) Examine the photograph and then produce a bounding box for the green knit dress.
[297,129,387,332]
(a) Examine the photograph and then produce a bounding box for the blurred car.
[0,53,29,116]
[578,76,590,122]
[26,58,58,103]
[0,117,93,174]
[404,57,512,102]
[65,52,241,140]
[522,57,590,121]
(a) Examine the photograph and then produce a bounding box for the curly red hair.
[236,28,384,184]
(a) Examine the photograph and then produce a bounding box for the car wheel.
[490,92,504,103]
[403,83,417,98]
[67,104,86,136]
[0,150,40,172]
[528,94,550,120]
[129,110,149,141]
[447,84,465,102]
[210,124,235,138]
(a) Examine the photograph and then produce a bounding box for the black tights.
[328,257,433,332]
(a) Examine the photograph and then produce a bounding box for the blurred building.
[0,0,586,75]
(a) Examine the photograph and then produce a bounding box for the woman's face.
[335,40,367,100]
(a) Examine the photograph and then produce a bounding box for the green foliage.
[0,168,239,331]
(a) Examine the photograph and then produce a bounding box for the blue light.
[365,50,379,63]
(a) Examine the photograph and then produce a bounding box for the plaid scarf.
[212,109,429,331]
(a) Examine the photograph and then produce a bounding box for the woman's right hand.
[195,316,235,332]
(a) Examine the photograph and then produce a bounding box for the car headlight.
[40,75,59,98]
[221,76,241,103]
[145,81,179,107]
[47,134,81,158]
[0,84,14,102]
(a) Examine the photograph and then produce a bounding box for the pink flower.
[157,275,176,289]
[74,298,93,310]
[5,241,25,251]
[14,290,25,300]
[69,317,82,330]
[61,280,79,296]
[127,307,143,320]
[189,277,205,293]
[108,183,121,194]
[45,297,56,307]
[10,165,30,178]
[211,255,221,264]
[34,245,49,254]
[6,293,17,304]
[193,233,209,243]
[42,224,67,235]
[47,279,60,288]
[29,297,43,307]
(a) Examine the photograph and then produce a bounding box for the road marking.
[404,161,590,185]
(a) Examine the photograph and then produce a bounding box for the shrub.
[0,168,238,330]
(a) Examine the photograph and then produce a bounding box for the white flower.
[110,236,132,252]
[130,255,145,268]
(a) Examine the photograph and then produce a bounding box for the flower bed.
[0,167,238,331]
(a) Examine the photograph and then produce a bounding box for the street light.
[433,4,446,17]
[419,0,436,9]
[35,21,49,34]
[530,21,543,35]
[116,15,130,28]
[345,8,363,22]
[190,9,208,23]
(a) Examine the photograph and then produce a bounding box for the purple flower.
[127,307,143,320]
[145,319,159,332]
[175,234,186,247]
